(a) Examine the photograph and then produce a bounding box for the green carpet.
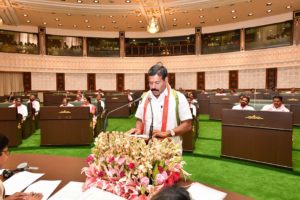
[10,115,300,200]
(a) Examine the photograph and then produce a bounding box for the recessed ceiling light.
[112,20,116,23]
[199,15,204,18]
[94,0,99,3]
[137,13,142,17]
[58,23,62,26]
[55,18,59,21]
[101,25,105,29]
[87,25,91,28]
[109,15,113,18]
[232,16,237,19]
[173,24,177,27]
[173,18,177,21]
[216,18,220,22]
[169,12,173,15]
[266,2,272,6]
[231,10,236,13]
[67,13,71,16]
[23,14,28,17]
[186,22,191,26]
[26,20,31,23]
[77,0,82,3]
[248,13,253,16]
[286,5,292,9]
[199,8,203,11]
[73,24,77,28]
[267,9,272,13]
[138,20,142,23]
[125,0,131,3]
[200,21,205,24]
[85,19,89,23]
[43,22,47,25]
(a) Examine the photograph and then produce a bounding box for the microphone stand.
[149,98,154,139]
[103,96,142,132]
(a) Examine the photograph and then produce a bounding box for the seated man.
[285,87,296,94]
[215,88,226,96]
[27,95,40,116]
[8,98,28,121]
[0,133,43,200]
[232,96,254,111]
[59,98,74,107]
[261,96,289,112]
[74,94,83,102]
[188,97,197,118]
[95,94,105,116]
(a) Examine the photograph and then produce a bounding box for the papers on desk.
[128,134,149,139]
[3,171,44,195]
[187,182,227,200]
[49,181,126,200]
[24,180,61,200]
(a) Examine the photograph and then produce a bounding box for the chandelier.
[147,16,160,34]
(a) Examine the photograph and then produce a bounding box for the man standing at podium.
[134,64,192,145]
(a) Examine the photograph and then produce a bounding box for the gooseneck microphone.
[103,96,142,132]
[148,97,154,139]
[2,162,39,180]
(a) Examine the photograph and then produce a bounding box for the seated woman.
[0,133,43,200]
[81,97,96,127]
[59,98,74,107]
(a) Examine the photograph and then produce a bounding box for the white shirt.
[135,87,192,144]
[190,104,197,117]
[60,103,74,107]
[232,104,255,111]
[97,100,105,109]
[215,93,227,96]
[10,104,28,120]
[261,104,289,112]
[28,100,40,114]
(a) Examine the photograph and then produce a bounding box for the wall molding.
[0,45,299,74]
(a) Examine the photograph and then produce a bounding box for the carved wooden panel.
[145,74,149,91]
[87,73,96,91]
[168,73,175,89]
[229,70,238,89]
[197,72,205,90]
[56,73,65,91]
[266,68,277,89]
[23,72,31,91]
[117,73,124,91]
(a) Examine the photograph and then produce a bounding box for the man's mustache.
[151,89,159,92]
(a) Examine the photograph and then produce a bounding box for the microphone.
[1,162,39,179]
[148,97,154,139]
[103,96,143,132]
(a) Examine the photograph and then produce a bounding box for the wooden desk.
[0,108,22,147]
[283,96,300,126]
[105,95,130,118]
[196,94,210,114]
[40,107,93,146]
[222,109,293,169]
[4,154,253,200]
[209,96,239,120]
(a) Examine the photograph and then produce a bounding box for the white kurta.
[135,87,192,144]
[232,104,255,111]
[261,104,289,112]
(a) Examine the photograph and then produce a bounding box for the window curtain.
[0,72,24,96]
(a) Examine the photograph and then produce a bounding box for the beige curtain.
[0,72,24,96]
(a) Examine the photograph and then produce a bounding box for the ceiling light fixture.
[231,10,236,13]
[55,18,59,21]
[267,9,272,13]
[248,13,253,16]
[23,14,28,17]
[199,15,204,18]
[266,2,272,6]
[232,16,237,19]
[43,22,47,25]
[125,0,131,3]
[94,0,99,3]
[73,24,77,28]
[147,16,159,34]
[286,5,292,9]
[216,18,220,22]
[0,17,4,25]
[77,0,82,3]
[26,20,31,23]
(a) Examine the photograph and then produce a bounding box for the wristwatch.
[168,129,176,137]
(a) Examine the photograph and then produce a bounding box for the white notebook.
[187,182,227,200]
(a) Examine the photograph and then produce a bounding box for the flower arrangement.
[82,132,190,199]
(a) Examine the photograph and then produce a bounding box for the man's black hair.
[0,134,9,156]
[148,63,168,80]
[273,95,283,102]
[151,185,190,200]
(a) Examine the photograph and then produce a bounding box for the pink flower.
[97,171,104,177]
[140,177,150,186]
[117,157,126,165]
[156,171,168,185]
[128,162,135,169]
[86,155,94,164]
[158,166,164,173]
[108,156,115,163]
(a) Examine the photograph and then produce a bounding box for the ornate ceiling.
[0,0,299,32]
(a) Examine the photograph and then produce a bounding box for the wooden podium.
[40,107,93,146]
[0,108,22,146]
[221,109,293,169]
